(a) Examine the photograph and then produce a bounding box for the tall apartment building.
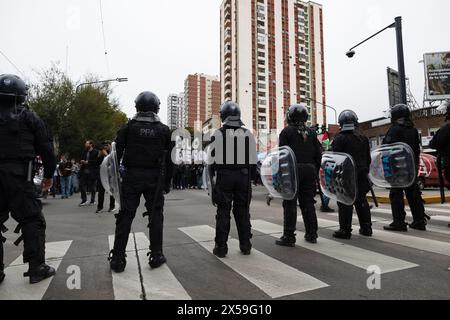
[220,0,326,135]
[184,73,221,131]
[167,93,186,130]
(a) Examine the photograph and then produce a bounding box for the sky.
[0,0,448,124]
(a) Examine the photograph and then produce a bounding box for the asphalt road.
[1,187,449,300]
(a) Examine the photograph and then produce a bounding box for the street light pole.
[346,16,407,105]
[76,77,128,93]
[305,97,338,124]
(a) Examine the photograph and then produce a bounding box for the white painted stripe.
[325,213,388,223]
[108,234,143,300]
[316,218,450,257]
[377,221,450,236]
[133,233,191,300]
[373,207,450,217]
[0,241,72,300]
[432,216,450,223]
[252,220,418,274]
[179,225,328,298]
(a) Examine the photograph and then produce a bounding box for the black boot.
[359,224,373,237]
[333,229,352,240]
[0,265,4,284]
[304,233,318,244]
[149,252,167,269]
[25,263,56,284]
[383,222,408,232]
[276,235,296,247]
[108,251,127,273]
[213,244,228,258]
[409,221,427,231]
[239,241,252,256]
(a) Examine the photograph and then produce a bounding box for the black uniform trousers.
[113,168,164,258]
[389,181,425,224]
[97,180,115,211]
[213,169,252,246]
[337,173,372,232]
[0,167,46,269]
[282,164,318,237]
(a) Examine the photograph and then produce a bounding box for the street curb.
[368,196,450,205]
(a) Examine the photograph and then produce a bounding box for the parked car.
[418,153,448,190]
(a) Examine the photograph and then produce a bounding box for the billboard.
[387,67,402,107]
[424,52,450,101]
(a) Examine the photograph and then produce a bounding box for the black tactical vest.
[122,120,165,169]
[0,109,36,161]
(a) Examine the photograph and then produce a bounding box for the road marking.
[108,234,143,300]
[252,220,418,274]
[431,216,450,223]
[0,241,72,300]
[373,207,450,217]
[133,233,191,300]
[377,221,450,236]
[316,218,450,257]
[179,225,328,298]
[325,213,388,223]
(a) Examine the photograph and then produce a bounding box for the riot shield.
[319,152,357,206]
[260,146,298,201]
[202,163,216,206]
[100,142,121,209]
[369,143,416,189]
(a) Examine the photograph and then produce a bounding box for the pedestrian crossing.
[179,225,329,298]
[108,232,191,300]
[0,213,449,300]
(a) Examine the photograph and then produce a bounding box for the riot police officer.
[109,92,173,272]
[332,111,373,239]
[211,102,256,258]
[383,104,427,232]
[276,104,321,246]
[430,102,450,228]
[0,74,57,284]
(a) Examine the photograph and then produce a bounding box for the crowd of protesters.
[43,140,116,214]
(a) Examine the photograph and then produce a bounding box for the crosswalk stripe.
[179,225,328,298]
[252,220,418,274]
[316,218,450,257]
[133,233,191,300]
[372,208,450,224]
[108,235,144,300]
[376,221,450,236]
[0,241,72,300]
[431,216,450,223]
[325,213,389,223]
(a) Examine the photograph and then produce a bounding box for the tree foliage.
[29,64,128,159]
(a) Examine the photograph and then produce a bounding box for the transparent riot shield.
[100,142,121,209]
[260,146,298,201]
[369,143,417,189]
[202,163,216,206]
[319,152,357,206]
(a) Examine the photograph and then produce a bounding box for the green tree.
[29,64,128,159]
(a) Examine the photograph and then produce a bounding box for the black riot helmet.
[338,110,359,132]
[135,91,160,113]
[287,104,309,125]
[220,101,243,127]
[390,104,411,123]
[0,74,28,106]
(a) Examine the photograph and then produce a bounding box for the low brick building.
[359,106,446,149]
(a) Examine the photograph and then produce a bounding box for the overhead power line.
[99,0,111,77]
[0,49,26,78]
